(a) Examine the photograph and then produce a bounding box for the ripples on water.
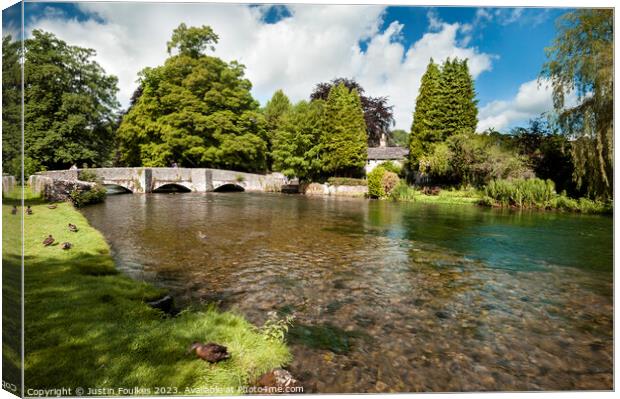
[81,192,613,392]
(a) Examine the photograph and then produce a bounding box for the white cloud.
[27,3,495,130]
[477,78,576,132]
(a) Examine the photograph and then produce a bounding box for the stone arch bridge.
[30,167,286,194]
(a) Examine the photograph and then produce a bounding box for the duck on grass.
[2,190,291,393]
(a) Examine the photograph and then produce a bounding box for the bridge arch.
[103,183,133,194]
[153,183,192,193]
[213,183,245,192]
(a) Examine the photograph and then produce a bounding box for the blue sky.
[4,2,573,131]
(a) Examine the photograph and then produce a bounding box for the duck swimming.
[68,223,78,232]
[42,235,55,246]
[188,342,230,363]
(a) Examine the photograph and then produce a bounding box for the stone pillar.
[204,169,214,192]
[137,168,153,193]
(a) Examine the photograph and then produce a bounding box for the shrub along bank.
[481,178,611,214]
[2,192,290,393]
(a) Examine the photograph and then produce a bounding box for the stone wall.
[302,183,368,198]
[2,175,16,196]
[34,168,288,194]
[28,175,95,202]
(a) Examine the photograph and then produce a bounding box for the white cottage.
[365,135,409,174]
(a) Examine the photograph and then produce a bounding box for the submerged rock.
[256,369,301,391]
[435,310,451,319]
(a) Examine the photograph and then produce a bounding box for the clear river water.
[80,192,613,392]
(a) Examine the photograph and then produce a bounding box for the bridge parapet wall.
[34,168,286,193]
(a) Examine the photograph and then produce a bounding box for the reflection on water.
[81,193,613,392]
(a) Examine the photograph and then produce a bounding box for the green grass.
[3,190,290,394]
[389,182,479,205]
[481,178,612,214]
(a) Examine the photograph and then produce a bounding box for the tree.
[2,35,22,177]
[436,58,478,139]
[22,30,120,173]
[310,78,394,147]
[409,58,478,173]
[510,117,578,196]
[409,59,442,169]
[320,83,368,177]
[411,59,442,143]
[541,9,613,199]
[271,100,325,181]
[388,129,409,147]
[118,24,268,172]
[167,23,219,57]
[264,90,292,135]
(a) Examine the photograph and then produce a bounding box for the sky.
[3,1,574,132]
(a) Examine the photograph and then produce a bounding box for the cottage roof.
[367,146,409,160]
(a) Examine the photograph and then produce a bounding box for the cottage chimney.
[379,132,387,148]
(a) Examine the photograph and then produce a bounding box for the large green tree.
[117,24,268,172]
[409,59,442,169]
[271,100,325,181]
[436,58,478,139]
[411,59,442,143]
[541,9,613,199]
[2,35,22,177]
[264,89,292,134]
[310,78,394,147]
[320,83,368,177]
[21,30,120,173]
[409,57,479,175]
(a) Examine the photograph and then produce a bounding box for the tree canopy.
[541,9,613,199]
[117,24,268,172]
[409,57,478,172]
[2,35,22,177]
[20,30,120,174]
[320,83,368,177]
[271,100,325,181]
[166,23,219,58]
[310,78,394,147]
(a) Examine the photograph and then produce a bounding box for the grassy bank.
[481,178,612,214]
[386,180,612,214]
[389,183,480,205]
[3,192,290,393]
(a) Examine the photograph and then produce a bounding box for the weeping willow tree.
[541,9,613,200]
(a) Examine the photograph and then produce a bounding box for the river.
[80,192,613,392]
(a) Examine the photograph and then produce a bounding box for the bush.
[483,179,612,213]
[483,178,556,208]
[69,183,107,208]
[367,167,386,198]
[381,171,399,196]
[327,177,367,186]
[389,181,418,202]
[78,169,101,183]
[378,161,402,175]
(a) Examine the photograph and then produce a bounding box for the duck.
[61,242,72,250]
[47,204,57,209]
[11,205,17,215]
[68,223,78,232]
[197,231,208,240]
[25,205,33,215]
[42,235,55,246]
[188,342,230,363]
